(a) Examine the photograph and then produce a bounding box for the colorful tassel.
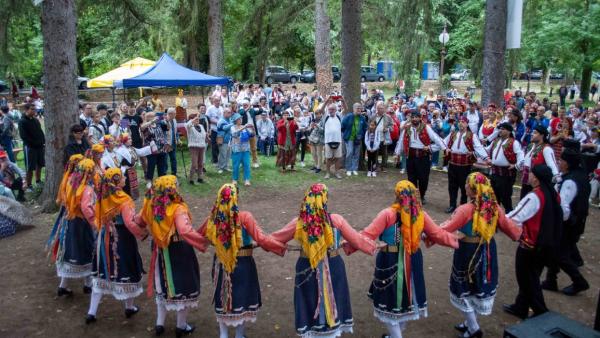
[162,248,176,298]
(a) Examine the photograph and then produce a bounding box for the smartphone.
[331,95,342,101]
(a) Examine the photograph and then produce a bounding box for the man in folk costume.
[394,110,447,204]
[345,180,458,338]
[541,148,590,296]
[443,116,489,213]
[504,164,562,319]
[518,125,560,198]
[197,184,285,338]
[485,122,524,213]
[439,173,521,338]
[271,183,377,338]
[137,175,209,337]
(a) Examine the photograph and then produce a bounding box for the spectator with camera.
[141,111,170,183]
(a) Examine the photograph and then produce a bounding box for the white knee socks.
[87,292,102,316]
[462,310,480,333]
[84,276,92,287]
[235,323,245,338]
[124,298,135,310]
[59,277,68,288]
[385,323,403,338]
[219,322,229,338]
[156,303,167,326]
[176,308,189,329]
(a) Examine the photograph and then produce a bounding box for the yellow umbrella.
[87,57,156,88]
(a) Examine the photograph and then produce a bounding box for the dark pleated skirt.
[449,238,498,315]
[294,255,353,337]
[155,240,201,311]
[212,254,262,326]
[92,224,144,300]
[56,217,95,278]
[368,249,427,324]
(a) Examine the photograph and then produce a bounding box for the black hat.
[0,106,8,113]
[560,148,581,169]
[410,109,420,117]
[96,103,108,111]
[562,139,580,152]
[498,122,513,132]
[533,125,548,136]
[531,164,553,185]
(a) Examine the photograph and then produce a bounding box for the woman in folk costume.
[438,172,521,338]
[90,143,107,175]
[271,183,377,338]
[100,134,120,170]
[46,154,91,296]
[345,180,459,338]
[85,168,147,324]
[197,183,286,338]
[138,175,209,337]
[114,132,141,199]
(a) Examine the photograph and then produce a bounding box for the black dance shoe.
[540,279,558,292]
[83,285,92,294]
[125,306,139,318]
[454,322,468,332]
[85,314,96,324]
[459,329,483,338]
[155,325,165,336]
[502,303,527,319]
[57,287,73,297]
[421,197,427,205]
[446,206,456,214]
[562,281,590,296]
[197,178,204,183]
[175,324,195,337]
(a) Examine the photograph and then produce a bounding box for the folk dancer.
[443,116,489,213]
[138,175,209,337]
[394,110,447,204]
[86,168,147,324]
[271,183,377,338]
[485,123,524,213]
[439,173,521,338]
[504,165,562,319]
[346,180,458,338]
[197,184,285,338]
[518,125,559,198]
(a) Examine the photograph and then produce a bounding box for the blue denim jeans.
[431,151,440,167]
[257,137,274,156]
[231,151,251,181]
[1,137,15,162]
[344,140,360,171]
[167,149,177,175]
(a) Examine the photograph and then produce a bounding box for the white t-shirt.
[323,114,342,144]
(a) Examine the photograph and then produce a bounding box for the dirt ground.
[1,169,598,338]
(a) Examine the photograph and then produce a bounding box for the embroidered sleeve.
[120,201,148,239]
[240,211,286,256]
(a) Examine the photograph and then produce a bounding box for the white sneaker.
[346,171,352,177]
[232,180,238,185]
[146,182,152,189]
[218,169,224,174]
[352,171,358,176]
[367,171,372,177]
[443,166,448,172]
[244,180,251,186]
[400,169,405,174]
[300,162,306,167]
[253,163,259,168]
[372,171,377,177]
[335,173,343,179]
[324,173,330,179]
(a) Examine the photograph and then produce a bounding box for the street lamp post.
[439,23,449,95]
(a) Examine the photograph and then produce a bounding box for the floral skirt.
[449,238,498,315]
[92,224,144,300]
[276,146,296,167]
[56,217,95,279]
[154,240,201,311]
[368,249,427,325]
[294,255,353,338]
[212,254,261,326]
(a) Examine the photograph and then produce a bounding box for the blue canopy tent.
[114,52,230,88]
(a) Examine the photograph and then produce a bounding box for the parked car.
[450,69,470,81]
[593,71,600,80]
[529,69,543,80]
[360,66,385,82]
[265,66,300,84]
[549,72,564,80]
[0,80,7,93]
[300,66,341,83]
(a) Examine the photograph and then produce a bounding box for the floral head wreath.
[99,168,122,195]
[119,133,130,144]
[466,172,498,243]
[101,135,114,147]
[91,143,105,155]
[146,175,183,222]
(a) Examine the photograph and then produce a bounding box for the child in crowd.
[256,112,274,156]
[0,149,26,201]
[364,120,381,177]
[230,113,254,186]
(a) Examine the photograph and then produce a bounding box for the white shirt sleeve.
[472,135,489,160]
[559,179,577,221]
[426,125,447,150]
[507,192,541,225]
[542,146,560,177]
[395,130,405,155]
[513,139,524,168]
[487,128,499,143]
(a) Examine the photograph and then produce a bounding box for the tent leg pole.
[112,88,116,109]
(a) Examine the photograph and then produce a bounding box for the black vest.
[560,167,590,235]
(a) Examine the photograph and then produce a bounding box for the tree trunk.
[207,0,224,75]
[341,0,362,105]
[580,66,592,101]
[481,0,507,107]
[314,0,333,96]
[40,0,79,213]
[0,14,9,77]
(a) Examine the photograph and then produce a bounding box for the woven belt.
[408,148,429,158]
[491,165,516,177]
[459,234,482,243]
[237,248,254,257]
[380,245,400,253]
[300,248,340,258]
[449,153,474,166]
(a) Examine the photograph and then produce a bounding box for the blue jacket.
[341,114,367,142]
[217,117,233,143]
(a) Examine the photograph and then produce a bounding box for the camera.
[287,116,294,121]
